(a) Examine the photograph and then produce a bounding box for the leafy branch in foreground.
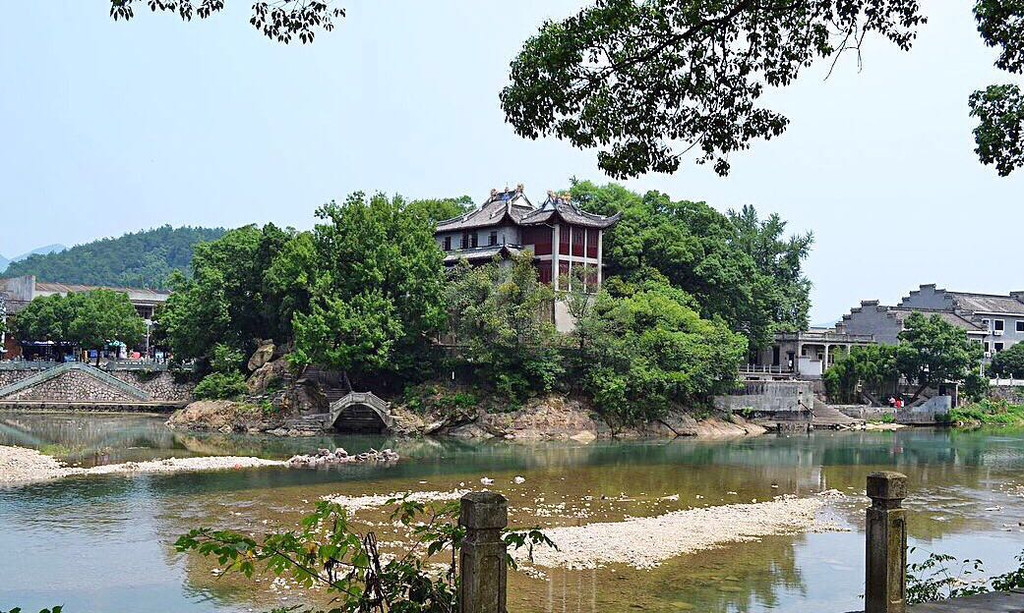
[175,497,554,613]
[906,547,1024,605]
[0,608,62,613]
[108,0,345,44]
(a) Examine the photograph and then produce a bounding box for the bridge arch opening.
[331,403,388,434]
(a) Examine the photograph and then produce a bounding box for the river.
[1,412,1024,613]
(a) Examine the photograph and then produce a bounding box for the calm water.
[2,412,1024,613]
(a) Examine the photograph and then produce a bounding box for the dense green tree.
[68,290,146,364]
[568,181,811,350]
[10,294,76,345]
[291,193,446,389]
[823,345,900,404]
[444,253,564,401]
[11,290,144,363]
[2,226,225,289]
[989,342,1024,377]
[501,1,1024,178]
[577,280,746,426]
[159,224,296,369]
[727,204,814,331]
[897,313,984,402]
[406,196,475,223]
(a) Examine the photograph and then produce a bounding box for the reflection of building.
[435,185,620,331]
[0,275,170,358]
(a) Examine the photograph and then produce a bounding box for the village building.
[434,185,620,331]
[0,275,170,359]
[750,283,1019,379]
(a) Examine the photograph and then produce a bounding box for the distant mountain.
[0,244,66,273]
[1,226,226,289]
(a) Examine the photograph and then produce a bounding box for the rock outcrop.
[166,400,285,434]
[287,447,399,468]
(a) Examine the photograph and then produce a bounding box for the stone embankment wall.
[0,370,35,388]
[107,371,193,402]
[714,380,814,417]
[0,364,193,406]
[3,370,140,403]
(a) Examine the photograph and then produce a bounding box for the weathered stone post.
[865,471,908,613]
[459,491,508,613]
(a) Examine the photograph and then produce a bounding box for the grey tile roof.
[948,292,1024,315]
[435,188,619,232]
[442,245,523,264]
[890,308,986,332]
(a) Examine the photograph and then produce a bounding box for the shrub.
[193,372,248,401]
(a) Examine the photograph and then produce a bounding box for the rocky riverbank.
[391,395,767,441]
[166,393,767,441]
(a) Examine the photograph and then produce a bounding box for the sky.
[1,1,1022,324]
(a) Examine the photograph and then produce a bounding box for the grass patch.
[947,399,1024,428]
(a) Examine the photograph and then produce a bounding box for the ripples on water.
[1,412,1024,612]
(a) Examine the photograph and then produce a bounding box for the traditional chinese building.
[434,185,620,330]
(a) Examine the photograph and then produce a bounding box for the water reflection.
[2,413,1024,612]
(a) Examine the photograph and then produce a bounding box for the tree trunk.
[908,384,927,404]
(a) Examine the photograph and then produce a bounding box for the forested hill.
[2,225,226,289]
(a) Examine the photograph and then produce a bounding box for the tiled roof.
[890,308,986,332]
[435,187,620,232]
[442,245,522,264]
[4,279,171,303]
[436,188,535,233]
[948,292,1024,315]
[519,194,622,229]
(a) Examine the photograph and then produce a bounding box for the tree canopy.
[108,0,345,44]
[291,193,447,389]
[12,290,145,362]
[896,312,984,401]
[444,253,564,401]
[569,181,812,351]
[158,223,296,368]
[2,226,226,289]
[501,1,1024,178]
[989,341,1024,378]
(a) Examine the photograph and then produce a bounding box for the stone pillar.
[865,471,908,613]
[460,491,508,613]
[552,224,561,291]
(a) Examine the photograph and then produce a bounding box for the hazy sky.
[2,2,1021,323]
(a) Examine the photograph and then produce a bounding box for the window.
[1017,320,1024,332]
[984,342,990,352]
[586,229,599,258]
[489,231,498,246]
[982,318,990,327]
[460,233,469,249]
[996,342,1005,352]
[572,227,585,256]
[559,226,570,255]
[470,233,479,248]
[443,236,451,251]
[995,319,1005,331]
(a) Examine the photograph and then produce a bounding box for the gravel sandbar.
[0,445,285,486]
[515,494,845,570]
